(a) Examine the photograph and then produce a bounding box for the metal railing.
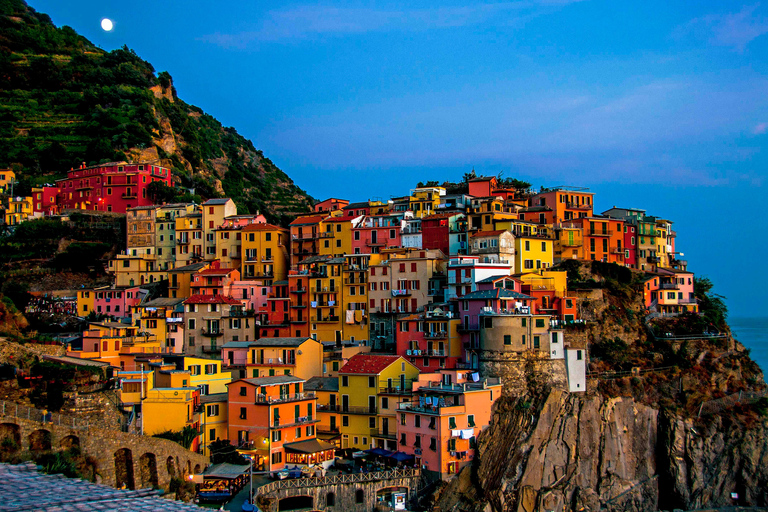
[259,468,420,492]
[255,392,314,405]
[698,390,766,417]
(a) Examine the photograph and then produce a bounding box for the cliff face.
[433,389,768,512]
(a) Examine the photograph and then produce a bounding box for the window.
[272,430,281,442]
[430,437,437,451]
[576,350,583,360]
[207,404,219,417]
[533,336,540,349]
[468,414,475,427]
[449,417,457,429]
[400,433,407,445]
[271,452,282,464]
[504,334,511,345]
[342,416,349,427]
[239,387,247,396]
[356,490,364,504]
[381,397,389,409]
[342,376,349,387]
[239,407,247,420]
[535,318,545,328]
[369,417,376,428]
[400,413,406,426]
[415,415,421,428]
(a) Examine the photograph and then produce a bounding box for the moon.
[101,18,113,31]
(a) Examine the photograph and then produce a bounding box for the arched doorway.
[59,435,80,451]
[139,452,158,488]
[28,429,52,452]
[114,448,135,489]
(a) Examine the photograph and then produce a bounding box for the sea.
[728,317,768,383]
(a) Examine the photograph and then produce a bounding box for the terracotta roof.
[422,212,463,221]
[339,354,401,375]
[468,176,495,182]
[290,215,326,226]
[203,198,232,205]
[183,294,242,305]
[195,268,237,276]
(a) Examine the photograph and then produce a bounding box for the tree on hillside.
[694,276,728,330]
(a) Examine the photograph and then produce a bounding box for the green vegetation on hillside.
[0,0,312,225]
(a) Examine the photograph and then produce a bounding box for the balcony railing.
[202,345,220,353]
[227,309,254,317]
[379,386,413,395]
[318,404,377,415]
[660,283,678,290]
[201,329,224,337]
[457,323,479,332]
[315,316,340,323]
[344,277,367,285]
[311,287,336,293]
[587,230,612,237]
[272,416,318,429]
[371,429,397,440]
[391,289,411,297]
[424,332,448,340]
[255,391,315,405]
[290,287,307,294]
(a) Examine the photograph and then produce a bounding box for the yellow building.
[241,223,289,282]
[202,198,237,261]
[167,262,209,299]
[4,196,33,225]
[514,235,554,273]
[408,187,445,218]
[67,322,161,368]
[108,253,167,287]
[338,354,420,451]
[175,212,204,266]
[0,169,15,193]
[76,289,95,316]
[142,368,201,442]
[131,298,186,351]
[222,337,324,381]
[166,355,234,394]
[554,225,583,263]
[320,216,353,258]
[200,392,228,456]
[116,367,154,411]
[515,270,568,297]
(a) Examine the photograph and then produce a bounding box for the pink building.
[93,285,146,319]
[397,369,501,480]
[351,213,407,255]
[643,268,697,315]
[190,261,241,296]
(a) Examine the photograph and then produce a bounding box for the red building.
[54,162,172,213]
[31,186,59,215]
[421,213,455,255]
[260,281,293,339]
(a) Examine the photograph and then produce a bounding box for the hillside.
[430,261,768,512]
[0,0,312,225]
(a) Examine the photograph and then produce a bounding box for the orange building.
[227,375,333,472]
[530,188,593,223]
[561,216,625,264]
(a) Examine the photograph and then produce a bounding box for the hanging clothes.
[354,310,363,323]
[346,310,354,324]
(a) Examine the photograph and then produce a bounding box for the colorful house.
[241,223,290,283]
[200,392,229,456]
[529,187,594,223]
[338,354,420,451]
[227,376,331,472]
[221,337,323,380]
[397,370,501,480]
[183,295,254,357]
[395,307,462,372]
[643,269,697,315]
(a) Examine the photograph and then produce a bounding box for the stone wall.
[478,350,568,394]
[257,469,422,512]
[0,413,209,491]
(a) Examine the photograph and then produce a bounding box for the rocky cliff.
[433,388,768,512]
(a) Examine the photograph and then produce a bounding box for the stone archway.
[28,429,52,452]
[139,452,159,488]
[114,448,135,490]
[279,495,314,511]
[166,456,176,478]
[194,463,201,474]
[0,423,21,456]
[59,435,80,451]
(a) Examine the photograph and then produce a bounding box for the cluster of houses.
[9,162,698,480]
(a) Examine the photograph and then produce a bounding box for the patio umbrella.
[387,451,414,462]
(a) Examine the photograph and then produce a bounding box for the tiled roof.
[195,268,236,276]
[203,198,232,205]
[183,294,242,305]
[139,298,186,307]
[233,375,305,386]
[304,376,340,392]
[476,275,516,284]
[339,354,401,375]
[248,337,313,347]
[0,462,208,511]
[168,262,208,274]
[289,215,325,226]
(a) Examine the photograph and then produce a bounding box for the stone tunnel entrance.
[139,452,159,488]
[278,495,314,511]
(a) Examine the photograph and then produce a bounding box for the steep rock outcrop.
[434,390,768,512]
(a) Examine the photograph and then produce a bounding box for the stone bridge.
[0,402,209,491]
[257,468,422,512]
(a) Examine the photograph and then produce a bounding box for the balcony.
[660,283,679,290]
[457,323,479,333]
[391,289,411,297]
[587,230,612,237]
[424,349,447,356]
[202,345,220,353]
[344,277,367,285]
[318,232,335,239]
[560,238,582,247]
[177,238,190,245]
[371,429,397,440]
[564,202,591,210]
[647,256,660,263]
[397,403,465,415]
[424,331,448,340]
[227,309,254,318]
[272,416,318,429]
[244,271,274,279]
[201,328,224,337]
[121,193,137,199]
[379,386,413,395]
[290,286,307,294]
[315,316,340,323]
[365,239,386,247]
[312,287,337,294]
[261,256,274,262]
[255,391,314,405]
[293,232,318,241]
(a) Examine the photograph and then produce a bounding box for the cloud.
[676,3,768,51]
[753,122,768,134]
[200,1,585,48]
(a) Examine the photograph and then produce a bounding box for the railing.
[371,429,397,440]
[290,287,307,293]
[391,289,411,297]
[315,316,340,323]
[255,392,314,405]
[458,323,479,332]
[272,416,317,429]
[424,332,447,340]
[227,309,254,317]
[344,277,367,285]
[318,404,378,414]
[379,386,412,395]
[398,403,464,415]
[647,256,660,263]
[259,468,421,492]
[202,345,220,353]
[586,230,612,237]
[698,390,767,417]
[660,283,678,290]
[311,287,335,293]
[201,329,224,337]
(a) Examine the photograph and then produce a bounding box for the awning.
[202,463,250,479]
[386,451,415,462]
[365,447,393,457]
[283,438,336,454]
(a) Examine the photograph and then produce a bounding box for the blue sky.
[31,0,768,317]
